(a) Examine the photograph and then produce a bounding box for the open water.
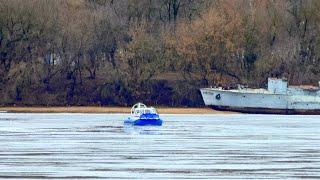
[0,113,319,179]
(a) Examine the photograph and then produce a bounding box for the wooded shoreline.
[0,106,236,114]
[1,1,319,107]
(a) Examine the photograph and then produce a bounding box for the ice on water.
[0,113,319,179]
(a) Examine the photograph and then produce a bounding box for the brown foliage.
[0,0,320,106]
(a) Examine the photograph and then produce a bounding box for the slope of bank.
[0,107,237,114]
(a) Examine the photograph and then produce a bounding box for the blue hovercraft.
[124,103,163,126]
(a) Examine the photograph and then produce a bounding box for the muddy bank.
[0,106,237,114]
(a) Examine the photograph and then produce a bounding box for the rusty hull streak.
[211,106,320,115]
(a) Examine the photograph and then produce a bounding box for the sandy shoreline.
[0,106,236,114]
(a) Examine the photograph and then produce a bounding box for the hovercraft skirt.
[124,119,163,126]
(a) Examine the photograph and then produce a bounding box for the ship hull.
[201,88,320,115]
[210,105,320,115]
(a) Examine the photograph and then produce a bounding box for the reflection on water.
[0,113,319,179]
[124,124,162,135]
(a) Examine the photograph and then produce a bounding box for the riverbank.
[0,106,236,114]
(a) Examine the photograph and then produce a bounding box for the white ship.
[200,78,320,114]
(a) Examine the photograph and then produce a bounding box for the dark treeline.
[0,0,320,107]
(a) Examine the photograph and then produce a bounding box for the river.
[0,113,319,179]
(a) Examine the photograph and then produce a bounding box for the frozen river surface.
[0,113,319,179]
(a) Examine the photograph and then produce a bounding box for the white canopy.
[131,103,157,115]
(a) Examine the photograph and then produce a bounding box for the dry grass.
[0,106,236,114]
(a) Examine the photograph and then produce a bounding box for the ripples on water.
[0,113,319,179]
